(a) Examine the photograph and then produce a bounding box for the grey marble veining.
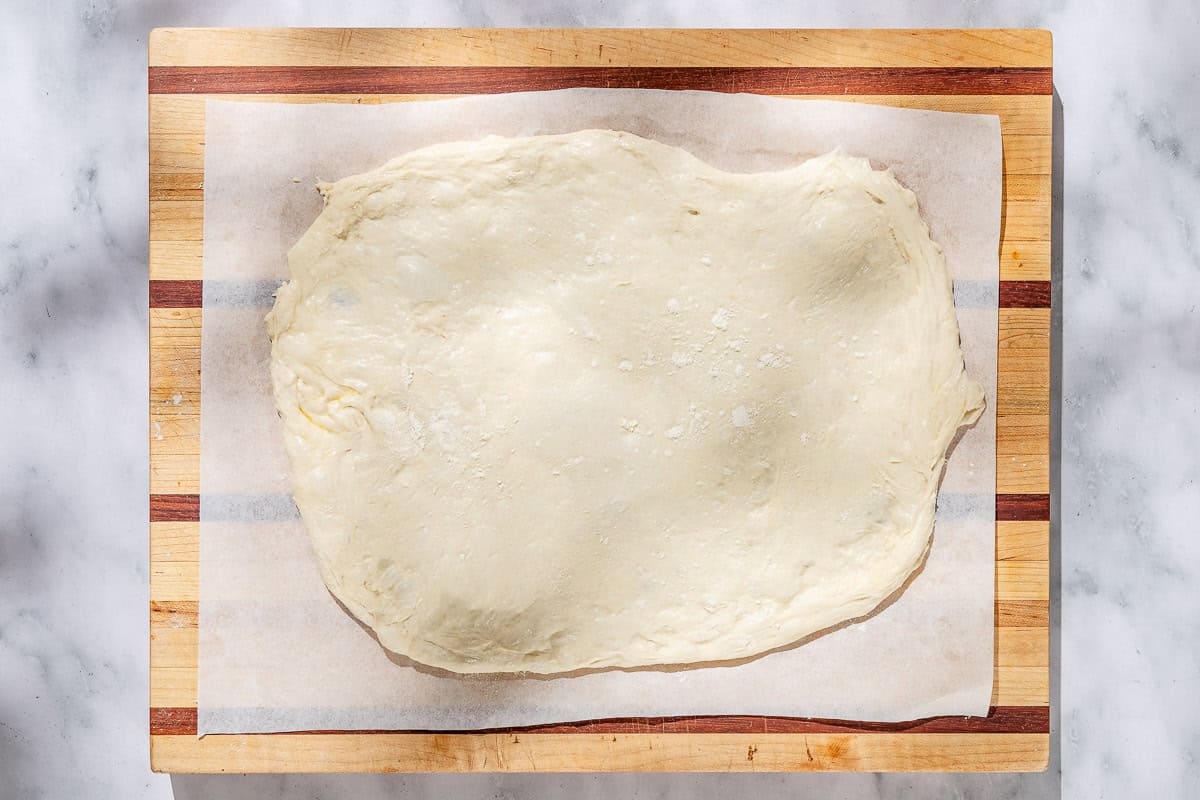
[2,0,1197,797]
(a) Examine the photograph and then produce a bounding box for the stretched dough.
[267,130,984,675]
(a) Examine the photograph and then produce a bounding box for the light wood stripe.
[999,135,1052,176]
[1005,173,1051,209]
[150,561,198,603]
[147,308,200,376]
[149,241,203,280]
[150,666,197,707]
[996,562,1049,601]
[149,307,200,494]
[996,627,1048,667]
[148,28,1053,70]
[993,386,1051,419]
[150,602,198,668]
[999,462,1049,496]
[150,520,200,562]
[992,666,1049,706]
[996,521,1049,561]
[150,172,205,201]
[997,600,1048,627]
[150,456,199,496]
[149,200,203,241]
[149,730,1050,772]
[999,308,1051,349]
[998,415,1049,455]
[150,450,199,494]
[148,133,205,174]
[1000,239,1050,281]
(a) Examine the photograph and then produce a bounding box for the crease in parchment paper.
[198,89,999,736]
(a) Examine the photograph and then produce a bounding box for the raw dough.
[267,130,984,675]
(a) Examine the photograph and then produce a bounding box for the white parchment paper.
[198,90,999,735]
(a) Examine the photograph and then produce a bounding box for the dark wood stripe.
[999,280,1051,308]
[150,705,1047,737]
[541,706,1050,735]
[153,493,1047,525]
[150,494,200,522]
[996,493,1050,521]
[148,65,1052,96]
[151,706,201,736]
[151,279,1044,311]
[149,279,203,308]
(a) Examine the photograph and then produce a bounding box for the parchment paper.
[198,90,999,735]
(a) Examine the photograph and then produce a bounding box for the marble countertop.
[3,1,1197,797]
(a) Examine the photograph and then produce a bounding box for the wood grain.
[148,27,1053,774]
[150,521,201,562]
[150,562,198,603]
[996,521,1049,561]
[1001,239,1050,281]
[148,28,1053,69]
[997,600,1049,627]
[997,627,1048,667]
[149,308,200,495]
[150,731,1050,772]
[992,666,1050,706]
[996,562,1050,602]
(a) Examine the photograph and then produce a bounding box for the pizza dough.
[267,130,984,675]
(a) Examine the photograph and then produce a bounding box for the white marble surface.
[2,1,1197,797]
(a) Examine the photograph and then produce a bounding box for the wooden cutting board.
[149,27,1052,773]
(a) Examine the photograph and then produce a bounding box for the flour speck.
[732,406,752,428]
